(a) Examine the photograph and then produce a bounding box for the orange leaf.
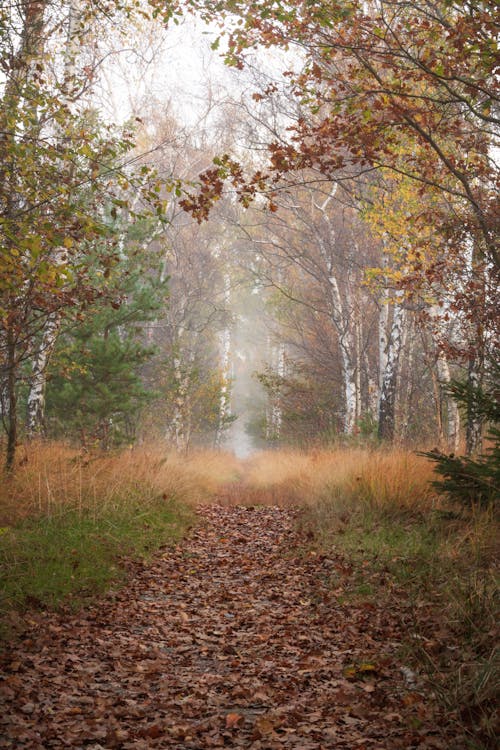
[225,712,244,728]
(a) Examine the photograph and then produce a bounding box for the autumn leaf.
[225,712,244,728]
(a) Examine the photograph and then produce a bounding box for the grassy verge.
[0,502,189,625]
[285,449,499,750]
[0,441,238,638]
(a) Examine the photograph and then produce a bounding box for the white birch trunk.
[214,274,232,449]
[378,302,389,395]
[314,192,360,435]
[326,272,357,434]
[272,341,286,439]
[378,300,405,442]
[166,294,189,452]
[436,352,460,453]
[63,0,82,87]
[339,339,357,434]
[399,318,415,442]
[25,1,83,439]
[355,310,362,422]
[26,313,61,437]
[364,350,378,418]
[466,352,483,455]
[265,337,285,441]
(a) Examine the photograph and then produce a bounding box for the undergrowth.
[0,441,237,637]
[1,442,498,748]
[283,449,499,750]
[0,504,189,628]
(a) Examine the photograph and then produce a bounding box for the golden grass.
[241,447,439,512]
[0,442,441,524]
[2,441,495,746]
[0,442,242,524]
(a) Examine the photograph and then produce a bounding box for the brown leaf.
[225,712,244,729]
[253,716,275,737]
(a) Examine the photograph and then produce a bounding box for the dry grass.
[0,442,241,629]
[0,443,439,523]
[1,441,497,747]
[250,449,498,750]
[0,441,242,524]
[241,447,438,513]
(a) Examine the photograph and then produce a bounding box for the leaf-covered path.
[1,506,452,749]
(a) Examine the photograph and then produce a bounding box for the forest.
[0,1,498,749]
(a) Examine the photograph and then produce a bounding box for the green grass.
[301,497,499,750]
[0,500,192,636]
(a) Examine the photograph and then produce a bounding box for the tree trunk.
[436,352,460,453]
[26,312,61,438]
[266,340,285,441]
[378,301,389,395]
[466,350,483,455]
[171,354,189,453]
[378,301,405,442]
[5,328,18,472]
[214,275,232,449]
[399,317,415,443]
[339,339,357,434]
[355,310,361,422]
[363,350,378,419]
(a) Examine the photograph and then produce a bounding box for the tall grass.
[0,441,242,524]
[1,441,497,748]
[242,447,438,513]
[0,441,240,635]
[255,447,499,750]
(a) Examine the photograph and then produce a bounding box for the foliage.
[174,1,499,411]
[177,0,498,266]
[0,0,172,467]
[257,364,341,444]
[47,333,156,447]
[421,369,500,509]
[44,231,167,447]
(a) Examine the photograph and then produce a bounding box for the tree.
[177,0,498,265]
[45,224,167,447]
[0,0,169,468]
[173,0,498,451]
[421,363,499,508]
[238,181,383,437]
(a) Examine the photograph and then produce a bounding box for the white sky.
[96,12,301,154]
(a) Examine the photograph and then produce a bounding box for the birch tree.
[214,272,233,449]
[247,183,378,436]
[25,0,83,438]
[0,0,171,467]
[377,296,405,442]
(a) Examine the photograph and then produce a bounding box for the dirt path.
[1,506,452,749]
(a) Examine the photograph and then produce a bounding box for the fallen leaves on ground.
[1,506,459,748]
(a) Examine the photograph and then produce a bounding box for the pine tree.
[421,362,499,509]
[45,230,167,448]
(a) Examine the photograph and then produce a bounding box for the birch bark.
[436,352,460,453]
[26,314,61,438]
[265,338,286,441]
[1,1,48,466]
[378,299,405,442]
[214,274,232,449]
[316,192,359,435]
[25,1,83,437]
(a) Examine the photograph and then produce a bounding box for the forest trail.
[1,505,451,749]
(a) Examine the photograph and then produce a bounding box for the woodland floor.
[0,505,460,749]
